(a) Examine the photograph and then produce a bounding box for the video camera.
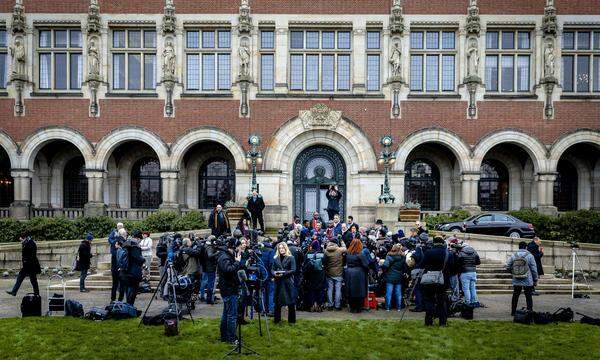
[277,224,290,242]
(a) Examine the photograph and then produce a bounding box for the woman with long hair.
[344,238,369,313]
[381,243,406,311]
[272,242,297,324]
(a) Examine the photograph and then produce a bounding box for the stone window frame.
[35,26,84,92]
[484,28,534,94]
[0,26,8,90]
[287,28,353,93]
[109,26,158,93]
[408,28,459,94]
[259,28,275,92]
[365,28,382,92]
[183,27,232,94]
[561,28,600,94]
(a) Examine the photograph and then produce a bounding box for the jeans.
[143,256,152,278]
[79,267,89,290]
[460,272,478,305]
[220,295,239,343]
[126,281,139,306]
[385,283,402,310]
[511,285,533,315]
[327,276,343,308]
[262,279,275,313]
[11,269,40,295]
[448,275,460,301]
[414,284,424,310]
[200,272,216,303]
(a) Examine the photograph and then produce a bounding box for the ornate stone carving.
[87,0,101,35]
[389,0,404,35]
[163,39,177,80]
[162,0,176,35]
[11,0,26,35]
[541,0,558,119]
[466,37,480,79]
[465,0,481,35]
[299,104,342,130]
[10,37,26,79]
[389,42,402,78]
[87,38,101,80]
[544,38,555,78]
[464,0,481,119]
[542,0,558,37]
[238,41,251,78]
[238,0,253,34]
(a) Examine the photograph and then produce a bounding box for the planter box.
[399,209,420,222]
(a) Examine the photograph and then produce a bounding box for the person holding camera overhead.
[216,237,243,344]
[325,185,342,221]
[272,242,297,324]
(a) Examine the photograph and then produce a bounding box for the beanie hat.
[418,232,429,242]
[311,240,321,252]
[433,236,445,244]
[132,230,143,239]
[86,233,93,241]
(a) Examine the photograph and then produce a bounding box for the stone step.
[477,273,513,279]
[476,278,572,285]
[477,289,600,295]
[475,283,591,290]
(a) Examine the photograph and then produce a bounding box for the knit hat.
[433,236,445,244]
[311,240,321,252]
[132,230,143,239]
[418,232,429,242]
[86,233,93,241]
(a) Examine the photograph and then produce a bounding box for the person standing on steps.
[77,233,94,293]
[209,204,231,237]
[139,231,153,279]
[247,190,266,231]
[6,232,41,297]
[108,223,126,302]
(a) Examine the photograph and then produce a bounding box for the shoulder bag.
[420,250,449,286]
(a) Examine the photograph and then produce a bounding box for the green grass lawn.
[0,318,598,359]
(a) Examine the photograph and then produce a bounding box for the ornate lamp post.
[378,135,396,204]
[246,134,263,195]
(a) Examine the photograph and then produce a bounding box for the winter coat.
[310,217,325,231]
[382,254,405,285]
[156,240,168,267]
[527,241,544,276]
[457,245,481,273]
[203,245,219,273]
[303,250,326,291]
[124,240,145,281]
[108,229,119,270]
[332,222,343,237]
[181,245,201,276]
[208,210,230,237]
[506,249,539,287]
[326,190,342,212]
[259,244,275,280]
[288,244,304,275]
[419,244,454,288]
[77,240,93,269]
[247,195,265,215]
[216,247,242,297]
[344,253,369,299]
[323,242,346,278]
[21,237,41,275]
[272,254,297,306]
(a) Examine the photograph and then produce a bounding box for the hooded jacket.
[323,241,346,278]
[457,245,481,273]
[506,249,539,287]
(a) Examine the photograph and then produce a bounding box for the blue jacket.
[108,229,119,258]
[259,245,275,280]
[332,222,343,237]
[506,249,539,287]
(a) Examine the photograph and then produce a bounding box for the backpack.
[552,307,574,322]
[65,299,84,318]
[511,255,530,280]
[533,311,554,325]
[85,307,108,321]
[21,293,42,317]
[514,308,533,325]
[306,252,323,272]
[106,301,140,319]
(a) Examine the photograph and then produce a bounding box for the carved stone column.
[460,172,481,213]
[85,0,105,117]
[38,175,51,208]
[106,175,120,208]
[10,169,32,220]
[463,0,482,119]
[521,177,533,209]
[160,170,180,212]
[540,0,558,119]
[161,0,178,117]
[536,172,558,216]
[387,0,405,118]
[592,178,600,211]
[84,170,106,217]
[236,0,254,117]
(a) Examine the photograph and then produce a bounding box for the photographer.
[447,238,462,302]
[272,242,297,324]
[420,236,454,327]
[506,241,538,316]
[325,185,342,220]
[217,238,243,344]
[108,223,126,302]
[156,234,169,297]
[323,234,347,310]
[527,237,544,295]
[118,231,145,306]
[303,239,326,312]
[77,234,94,293]
[457,242,481,307]
[259,239,275,315]
[200,236,219,304]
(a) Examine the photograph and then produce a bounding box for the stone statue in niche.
[163,39,176,79]
[88,38,100,78]
[389,41,402,77]
[544,39,555,78]
[466,37,479,78]
[10,37,26,77]
[238,41,251,77]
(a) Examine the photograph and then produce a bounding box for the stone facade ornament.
[237,1,253,117]
[163,40,177,80]
[388,1,405,118]
[389,0,404,35]
[238,0,253,34]
[238,42,251,78]
[162,0,176,35]
[11,0,26,35]
[299,104,342,130]
[86,0,101,34]
[463,0,482,119]
[9,0,27,116]
[389,42,402,78]
[542,0,558,37]
[85,0,103,117]
[87,39,101,79]
[541,0,559,119]
[544,38,555,78]
[161,0,178,117]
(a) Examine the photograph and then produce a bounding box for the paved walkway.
[1,278,598,321]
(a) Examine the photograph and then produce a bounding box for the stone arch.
[0,130,19,168]
[116,146,160,209]
[168,127,247,171]
[472,130,549,173]
[50,149,85,208]
[482,152,523,211]
[19,127,94,170]
[263,117,377,173]
[548,130,600,171]
[93,127,170,171]
[393,128,472,173]
[405,147,455,211]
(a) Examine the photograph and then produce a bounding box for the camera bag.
[85,307,108,321]
[106,301,140,319]
[513,308,533,325]
[533,311,554,325]
[65,299,84,318]
[21,293,42,317]
[164,318,179,336]
[552,307,574,322]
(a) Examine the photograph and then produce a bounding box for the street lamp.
[378,135,396,204]
[246,134,262,196]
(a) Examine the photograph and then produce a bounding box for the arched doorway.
[199,157,235,209]
[479,159,509,211]
[293,145,346,222]
[0,151,13,208]
[131,157,161,209]
[405,159,440,211]
[63,157,88,208]
[554,160,578,211]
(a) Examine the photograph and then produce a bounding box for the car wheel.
[449,227,463,233]
[508,231,521,239]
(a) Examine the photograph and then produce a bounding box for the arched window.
[405,159,440,211]
[199,158,235,209]
[63,157,88,208]
[0,154,13,208]
[131,157,161,209]
[478,159,509,211]
[554,160,578,211]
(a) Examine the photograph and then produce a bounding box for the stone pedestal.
[460,172,481,213]
[10,200,31,220]
[84,202,107,217]
[376,203,399,230]
[10,169,32,220]
[537,205,558,217]
[160,170,180,211]
[159,203,181,214]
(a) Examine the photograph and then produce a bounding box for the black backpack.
[578,313,600,326]
[21,293,42,317]
[514,308,533,325]
[85,307,108,321]
[552,307,574,322]
[533,311,555,325]
[65,299,84,318]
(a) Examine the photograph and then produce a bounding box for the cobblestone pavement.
[1,278,598,321]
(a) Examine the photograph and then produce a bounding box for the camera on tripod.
[569,240,579,249]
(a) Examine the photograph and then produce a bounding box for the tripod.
[247,278,272,342]
[139,261,195,328]
[225,282,260,357]
[569,245,593,299]
[400,269,425,321]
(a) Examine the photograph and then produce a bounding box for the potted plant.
[399,201,421,222]
[224,200,249,225]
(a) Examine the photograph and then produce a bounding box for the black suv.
[435,213,535,239]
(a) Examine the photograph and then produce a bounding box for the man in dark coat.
[108,223,125,301]
[209,204,231,237]
[325,185,342,220]
[6,233,41,296]
[216,238,242,344]
[527,237,544,295]
[246,190,266,231]
[119,232,146,306]
[78,233,94,292]
[200,236,219,304]
[419,236,454,327]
